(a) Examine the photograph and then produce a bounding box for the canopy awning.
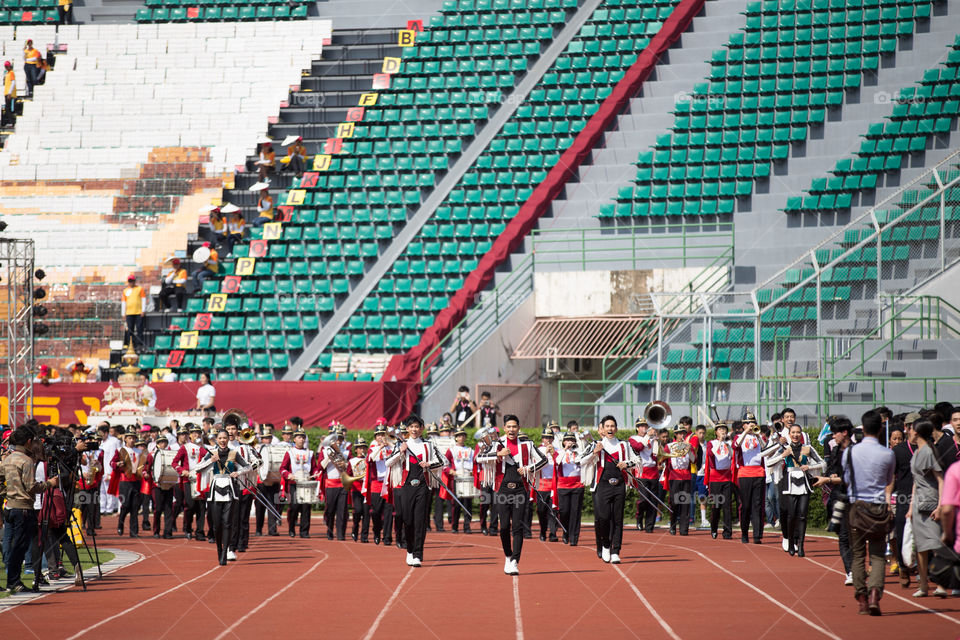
[511,315,658,359]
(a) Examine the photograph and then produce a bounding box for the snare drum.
[293,480,320,505]
[454,475,480,498]
[152,449,179,490]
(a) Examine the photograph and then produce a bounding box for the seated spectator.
[158,257,188,312]
[206,208,227,247]
[34,364,61,385]
[227,211,246,245]
[281,136,307,176]
[256,141,275,181]
[253,191,273,227]
[194,242,219,286]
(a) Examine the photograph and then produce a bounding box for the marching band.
[84,401,833,577]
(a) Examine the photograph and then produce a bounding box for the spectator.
[934,402,955,434]
[281,136,307,176]
[22,40,43,98]
[843,410,896,615]
[121,273,146,348]
[158,257,188,312]
[58,0,73,25]
[227,211,246,245]
[2,60,15,127]
[891,416,916,588]
[194,242,219,287]
[206,207,227,247]
[909,418,947,598]
[253,190,273,227]
[33,364,61,385]
[195,372,216,415]
[256,141,275,181]
[933,413,958,470]
[940,459,960,577]
[66,358,91,382]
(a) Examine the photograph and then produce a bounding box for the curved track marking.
[213,551,329,640]
[361,567,414,640]
[64,565,221,640]
[612,565,682,640]
[513,575,524,640]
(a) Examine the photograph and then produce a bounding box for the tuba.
[644,401,673,430]
[222,408,249,430]
[321,434,364,492]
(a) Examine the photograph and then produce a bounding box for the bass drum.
[152,449,179,490]
[258,444,285,486]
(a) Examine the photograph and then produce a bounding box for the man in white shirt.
[98,422,121,515]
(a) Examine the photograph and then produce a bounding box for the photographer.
[813,417,855,586]
[33,427,85,586]
[450,386,477,429]
[1,424,59,593]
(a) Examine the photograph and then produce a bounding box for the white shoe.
[844,573,853,586]
[411,557,422,567]
[406,553,414,566]
[509,559,519,575]
[774,519,780,529]
[781,538,789,552]
[601,547,611,563]
[504,558,512,574]
[610,554,621,564]
[226,550,237,561]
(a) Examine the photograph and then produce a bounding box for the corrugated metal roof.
[512,315,659,359]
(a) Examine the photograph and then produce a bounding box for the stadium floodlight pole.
[1,238,36,426]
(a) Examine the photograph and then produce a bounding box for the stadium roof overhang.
[511,315,657,359]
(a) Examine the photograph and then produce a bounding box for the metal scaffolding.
[1,238,35,426]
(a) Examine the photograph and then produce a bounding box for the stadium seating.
[602,0,935,220]
[0,2,58,26]
[135,0,310,23]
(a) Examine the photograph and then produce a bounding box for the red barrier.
[14,381,414,428]
[382,0,707,405]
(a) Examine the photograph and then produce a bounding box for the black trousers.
[3,95,16,126]
[402,482,430,560]
[288,503,312,535]
[536,490,557,538]
[58,5,73,24]
[709,481,734,538]
[24,64,38,96]
[3,508,36,586]
[77,489,98,534]
[42,522,80,571]
[495,489,527,562]
[324,486,348,539]
[173,485,184,523]
[152,487,175,536]
[524,494,535,537]
[892,497,910,568]
[351,489,370,541]
[139,491,152,528]
[432,491,448,530]
[369,491,392,542]
[117,481,141,534]
[558,487,584,544]
[124,314,143,349]
[255,484,280,535]
[833,498,853,573]
[479,484,498,532]
[669,479,692,535]
[738,476,765,541]
[636,477,659,532]
[594,481,626,554]
[231,494,253,550]
[208,500,233,565]
[393,487,406,547]
[782,493,810,551]
[183,491,206,537]
[158,284,185,311]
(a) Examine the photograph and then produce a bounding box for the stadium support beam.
[0,238,35,426]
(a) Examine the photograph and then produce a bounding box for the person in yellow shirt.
[34,364,62,385]
[158,257,188,311]
[282,136,307,176]
[22,40,43,98]
[194,242,219,286]
[66,358,90,383]
[253,192,273,227]
[257,141,275,181]
[122,274,146,348]
[2,61,15,127]
[58,0,73,25]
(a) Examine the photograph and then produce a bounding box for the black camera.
[826,496,847,532]
[42,430,80,476]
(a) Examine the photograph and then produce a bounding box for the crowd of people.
[3,398,960,617]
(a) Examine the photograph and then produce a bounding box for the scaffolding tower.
[1,238,35,426]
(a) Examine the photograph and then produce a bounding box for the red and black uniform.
[705,438,735,539]
[173,440,209,539]
[662,436,699,536]
[141,448,176,538]
[629,434,660,532]
[555,445,585,545]
[536,445,558,541]
[317,444,349,540]
[77,448,104,535]
[579,439,637,556]
[386,438,444,562]
[734,431,767,543]
[108,445,143,537]
[280,446,319,537]
[348,454,370,542]
[475,439,499,535]
[363,440,394,545]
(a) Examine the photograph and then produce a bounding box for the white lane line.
[213,551,329,640]
[513,575,524,640]
[672,546,842,640]
[802,555,960,626]
[65,565,221,640]
[613,565,682,640]
[361,568,414,640]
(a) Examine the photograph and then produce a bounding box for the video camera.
[41,429,80,477]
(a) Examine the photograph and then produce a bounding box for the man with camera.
[813,417,856,586]
[1,425,60,593]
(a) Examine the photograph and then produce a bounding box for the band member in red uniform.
[629,418,661,532]
[364,422,394,545]
[280,428,319,538]
[734,412,768,544]
[386,415,445,567]
[536,428,559,541]
[391,424,409,549]
[349,437,370,542]
[195,429,253,565]
[578,416,638,564]
[141,436,176,539]
[477,415,548,575]
[555,432,584,545]
[705,422,735,539]
[108,428,143,538]
[663,425,699,536]
[172,423,208,540]
[318,430,349,541]
[77,433,104,536]
[446,427,476,533]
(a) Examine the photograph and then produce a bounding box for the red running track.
[2,515,957,639]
